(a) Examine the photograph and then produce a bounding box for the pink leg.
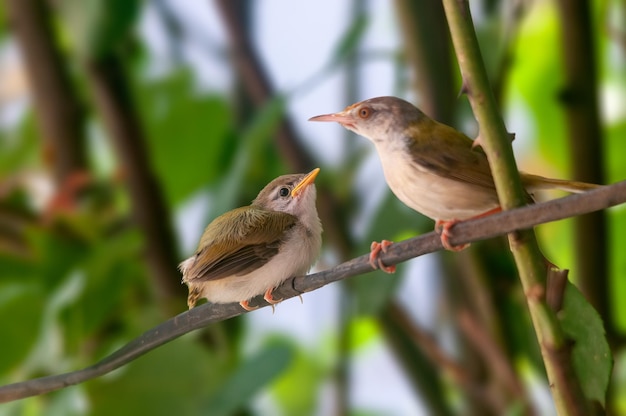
[369,240,396,273]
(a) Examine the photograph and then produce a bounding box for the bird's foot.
[264,287,284,313]
[435,220,469,251]
[435,207,503,251]
[369,240,396,273]
[239,300,259,311]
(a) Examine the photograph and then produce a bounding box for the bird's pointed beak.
[308,111,354,127]
[292,168,320,197]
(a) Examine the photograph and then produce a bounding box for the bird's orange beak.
[308,112,355,129]
[291,168,320,197]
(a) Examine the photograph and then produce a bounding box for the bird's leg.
[369,240,396,273]
[435,207,502,251]
[239,300,258,311]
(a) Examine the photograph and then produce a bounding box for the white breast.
[374,144,499,221]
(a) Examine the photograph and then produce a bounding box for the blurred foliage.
[0,0,624,415]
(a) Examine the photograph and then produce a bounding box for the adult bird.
[310,97,597,271]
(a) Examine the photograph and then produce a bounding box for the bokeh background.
[1,0,625,414]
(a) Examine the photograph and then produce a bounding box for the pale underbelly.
[383,167,500,221]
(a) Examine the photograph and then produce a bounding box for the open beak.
[292,168,320,197]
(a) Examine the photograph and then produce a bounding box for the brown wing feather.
[184,207,297,282]
[407,120,496,190]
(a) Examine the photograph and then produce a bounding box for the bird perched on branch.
[309,96,598,271]
[180,169,322,310]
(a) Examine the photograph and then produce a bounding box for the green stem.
[441,1,589,414]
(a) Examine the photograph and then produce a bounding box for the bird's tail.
[521,173,600,194]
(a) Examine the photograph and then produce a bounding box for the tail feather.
[521,173,600,194]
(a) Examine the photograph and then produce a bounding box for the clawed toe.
[369,240,396,273]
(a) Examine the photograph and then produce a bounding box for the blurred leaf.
[0,284,45,374]
[87,334,227,416]
[609,206,626,332]
[0,112,40,176]
[350,317,380,350]
[26,229,89,289]
[211,95,287,215]
[204,341,294,416]
[330,13,368,67]
[558,281,612,406]
[353,194,430,315]
[58,0,141,59]
[137,70,233,206]
[606,121,626,183]
[60,229,144,345]
[270,339,326,416]
[509,4,568,170]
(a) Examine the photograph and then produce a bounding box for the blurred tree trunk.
[555,0,610,336]
[395,0,456,124]
[85,55,185,310]
[7,0,87,185]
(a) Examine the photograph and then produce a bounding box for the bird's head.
[309,96,427,144]
[253,168,320,219]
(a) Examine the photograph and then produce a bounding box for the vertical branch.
[85,55,184,309]
[554,0,609,335]
[6,0,87,185]
[394,0,456,124]
[441,1,590,414]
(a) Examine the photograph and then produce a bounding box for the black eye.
[358,107,371,119]
[279,187,290,197]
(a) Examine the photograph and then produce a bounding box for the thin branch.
[0,181,624,403]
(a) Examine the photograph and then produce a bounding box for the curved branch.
[0,181,625,403]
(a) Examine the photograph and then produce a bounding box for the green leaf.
[352,193,430,315]
[271,343,325,416]
[87,334,228,416]
[58,0,141,59]
[137,71,233,206]
[203,342,294,416]
[211,95,287,215]
[0,112,40,176]
[558,282,613,406]
[0,284,45,374]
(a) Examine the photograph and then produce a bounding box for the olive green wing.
[407,120,496,190]
[184,207,297,282]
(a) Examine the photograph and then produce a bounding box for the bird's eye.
[358,107,371,119]
[279,187,290,197]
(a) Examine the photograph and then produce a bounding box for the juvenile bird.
[309,96,597,270]
[180,169,322,310]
